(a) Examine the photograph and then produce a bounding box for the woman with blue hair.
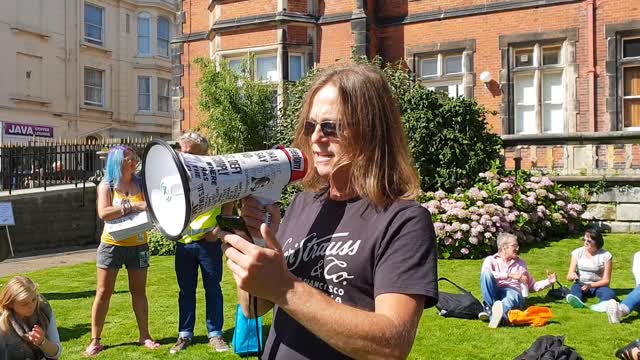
[85,145,160,356]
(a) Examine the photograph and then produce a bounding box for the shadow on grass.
[42,290,127,300]
[58,323,91,341]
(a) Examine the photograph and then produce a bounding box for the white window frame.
[138,76,151,112]
[622,37,640,130]
[84,3,104,46]
[84,68,104,107]
[137,13,151,56]
[512,43,566,134]
[157,17,170,58]
[288,53,305,82]
[157,78,170,113]
[418,52,465,98]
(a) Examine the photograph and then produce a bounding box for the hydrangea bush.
[421,169,588,259]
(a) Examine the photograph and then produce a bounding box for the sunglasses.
[303,121,339,138]
[583,237,595,245]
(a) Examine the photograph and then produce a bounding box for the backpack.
[514,335,582,360]
[435,277,484,319]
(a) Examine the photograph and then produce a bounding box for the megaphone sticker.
[142,140,307,240]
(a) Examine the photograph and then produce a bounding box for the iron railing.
[0,138,150,194]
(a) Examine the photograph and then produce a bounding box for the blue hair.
[104,145,134,187]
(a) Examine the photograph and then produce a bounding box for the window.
[157,78,170,112]
[137,13,151,56]
[256,55,278,82]
[84,68,104,106]
[157,17,170,57]
[418,52,465,98]
[623,38,640,128]
[228,58,244,74]
[138,76,151,111]
[513,43,565,134]
[84,3,103,45]
[289,54,304,81]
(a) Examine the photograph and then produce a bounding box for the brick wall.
[181,40,209,130]
[288,25,310,45]
[219,0,277,20]
[220,28,278,49]
[287,0,308,13]
[320,0,355,15]
[317,22,354,66]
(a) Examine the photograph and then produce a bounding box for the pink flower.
[453,231,463,239]
[461,247,470,255]
[444,237,453,245]
[469,236,479,245]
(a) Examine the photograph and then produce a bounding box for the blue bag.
[232,303,263,356]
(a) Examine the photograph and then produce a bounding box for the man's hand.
[222,224,294,304]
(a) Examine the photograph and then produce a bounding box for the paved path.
[0,246,97,277]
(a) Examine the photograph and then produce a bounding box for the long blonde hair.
[0,276,49,333]
[292,64,420,208]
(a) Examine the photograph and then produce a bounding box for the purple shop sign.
[4,122,54,138]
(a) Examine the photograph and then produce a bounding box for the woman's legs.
[594,285,616,302]
[570,281,584,300]
[90,268,119,347]
[127,268,155,343]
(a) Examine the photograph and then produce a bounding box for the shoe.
[209,336,230,352]
[478,304,491,322]
[566,294,586,308]
[615,339,640,360]
[607,299,623,324]
[488,301,503,328]
[170,337,191,354]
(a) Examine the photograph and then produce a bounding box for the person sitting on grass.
[565,228,615,308]
[0,276,62,359]
[478,233,557,328]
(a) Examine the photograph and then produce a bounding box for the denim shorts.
[96,242,150,269]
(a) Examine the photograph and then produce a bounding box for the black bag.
[547,281,571,300]
[435,277,483,319]
[514,335,582,360]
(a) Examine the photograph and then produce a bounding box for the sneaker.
[607,299,623,324]
[209,336,230,352]
[566,294,586,309]
[170,337,191,354]
[488,301,504,329]
[478,304,491,322]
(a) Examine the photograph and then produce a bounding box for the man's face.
[502,240,519,260]
[308,84,342,179]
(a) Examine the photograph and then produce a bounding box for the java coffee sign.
[4,122,54,138]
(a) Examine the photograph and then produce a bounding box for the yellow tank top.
[101,189,149,246]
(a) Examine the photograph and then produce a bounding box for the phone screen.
[216,215,252,241]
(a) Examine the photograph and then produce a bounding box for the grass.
[2,234,639,359]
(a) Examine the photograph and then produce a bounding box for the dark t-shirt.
[261,192,438,360]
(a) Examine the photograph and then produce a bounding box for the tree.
[194,57,276,154]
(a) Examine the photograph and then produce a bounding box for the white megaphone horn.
[141,140,308,240]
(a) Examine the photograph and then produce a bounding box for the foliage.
[274,55,502,202]
[422,169,589,259]
[6,234,640,359]
[147,229,176,256]
[195,57,276,154]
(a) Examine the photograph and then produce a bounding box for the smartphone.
[216,215,252,242]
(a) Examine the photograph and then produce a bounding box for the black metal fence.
[0,138,150,194]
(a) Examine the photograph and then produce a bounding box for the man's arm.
[280,282,424,359]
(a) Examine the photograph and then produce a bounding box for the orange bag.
[507,306,553,327]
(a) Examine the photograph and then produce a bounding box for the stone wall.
[0,184,98,255]
[584,187,640,233]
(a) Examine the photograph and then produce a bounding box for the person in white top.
[565,228,615,308]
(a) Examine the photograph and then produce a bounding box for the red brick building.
[172,0,640,176]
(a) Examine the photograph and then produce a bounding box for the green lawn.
[3,234,639,359]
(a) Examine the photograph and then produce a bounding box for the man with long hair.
[219,64,438,359]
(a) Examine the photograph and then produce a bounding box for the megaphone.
[141,140,308,240]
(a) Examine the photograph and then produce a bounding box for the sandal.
[140,339,161,350]
[84,343,104,357]
[616,339,640,360]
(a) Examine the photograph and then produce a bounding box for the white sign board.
[0,202,14,226]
